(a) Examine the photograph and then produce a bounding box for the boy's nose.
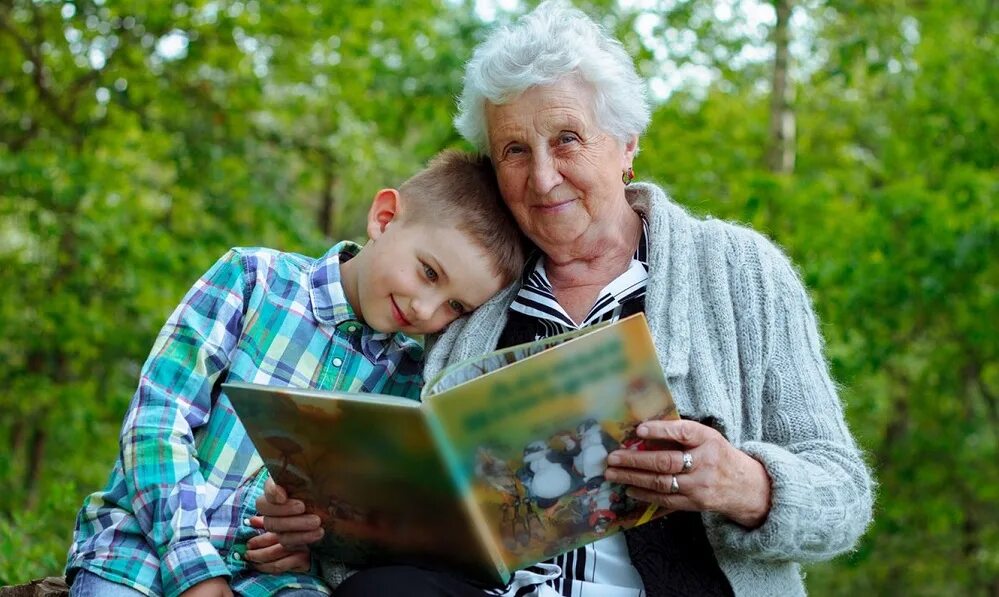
[410,297,438,322]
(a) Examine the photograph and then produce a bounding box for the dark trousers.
[333,566,494,597]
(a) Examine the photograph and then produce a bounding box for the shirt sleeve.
[705,236,875,562]
[119,249,252,597]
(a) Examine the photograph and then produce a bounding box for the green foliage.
[637,1,997,594]
[1,0,995,594]
[0,0,487,584]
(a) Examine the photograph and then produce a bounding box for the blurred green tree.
[636,0,997,593]
[0,0,487,582]
[0,0,995,594]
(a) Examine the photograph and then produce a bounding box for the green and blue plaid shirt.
[67,242,424,597]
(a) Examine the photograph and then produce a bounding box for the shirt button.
[232,552,242,561]
[347,325,358,333]
[332,357,343,367]
[243,518,251,527]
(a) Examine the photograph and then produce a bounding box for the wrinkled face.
[355,220,504,335]
[485,77,637,250]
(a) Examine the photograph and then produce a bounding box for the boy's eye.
[423,263,438,282]
[448,300,466,315]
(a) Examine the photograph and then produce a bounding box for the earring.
[622,167,635,185]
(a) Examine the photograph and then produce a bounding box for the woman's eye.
[504,145,527,158]
[423,263,438,281]
[448,300,466,314]
[558,132,579,145]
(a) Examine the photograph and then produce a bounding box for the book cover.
[223,387,494,578]
[224,312,677,584]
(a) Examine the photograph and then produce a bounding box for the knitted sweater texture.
[424,183,875,596]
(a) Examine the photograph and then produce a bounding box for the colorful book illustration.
[223,313,678,584]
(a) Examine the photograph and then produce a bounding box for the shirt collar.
[309,241,363,325]
[309,241,424,362]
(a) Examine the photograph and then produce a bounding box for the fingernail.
[607,454,620,465]
[637,425,649,437]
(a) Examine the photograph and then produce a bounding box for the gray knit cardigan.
[423,183,875,596]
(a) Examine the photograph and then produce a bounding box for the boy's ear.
[366,188,403,240]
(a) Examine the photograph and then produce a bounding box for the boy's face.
[346,190,506,336]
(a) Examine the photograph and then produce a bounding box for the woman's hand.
[604,419,772,528]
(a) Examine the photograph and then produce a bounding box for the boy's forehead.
[417,223,488,262]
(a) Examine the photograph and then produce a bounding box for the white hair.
[454,0,650,154]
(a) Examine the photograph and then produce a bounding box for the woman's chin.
[535,228,591,252]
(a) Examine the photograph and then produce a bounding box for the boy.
[66,151,525,597]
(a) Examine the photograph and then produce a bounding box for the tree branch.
[0,12,75,125]
[4,117,40,151]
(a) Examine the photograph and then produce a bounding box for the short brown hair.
[398,150,525,285]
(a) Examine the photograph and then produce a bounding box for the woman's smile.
[533,198,578,213]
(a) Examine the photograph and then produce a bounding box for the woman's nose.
[531,152,562,195]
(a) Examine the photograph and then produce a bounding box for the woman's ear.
[622,135,639,168]
[366,188,402,240]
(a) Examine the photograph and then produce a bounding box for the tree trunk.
[317,157,336,238]
[0,576,69,597]
[10,419,26,460]
[25,423,48,509]
[766,0,795,174]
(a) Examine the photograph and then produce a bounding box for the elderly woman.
[251,2,874,596]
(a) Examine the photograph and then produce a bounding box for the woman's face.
[485,77,637,250]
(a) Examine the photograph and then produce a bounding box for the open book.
[224,313,677,584]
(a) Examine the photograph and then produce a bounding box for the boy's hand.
[254,478,325,547]
[179,577,233,597]
[245,528,312,573]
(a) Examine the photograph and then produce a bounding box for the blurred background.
[0,0,995,593]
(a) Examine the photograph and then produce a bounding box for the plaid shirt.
[67,242,424,597]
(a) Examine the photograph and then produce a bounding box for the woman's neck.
[540,208,643,323]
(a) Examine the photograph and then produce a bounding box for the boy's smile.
[390,295,413,328]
